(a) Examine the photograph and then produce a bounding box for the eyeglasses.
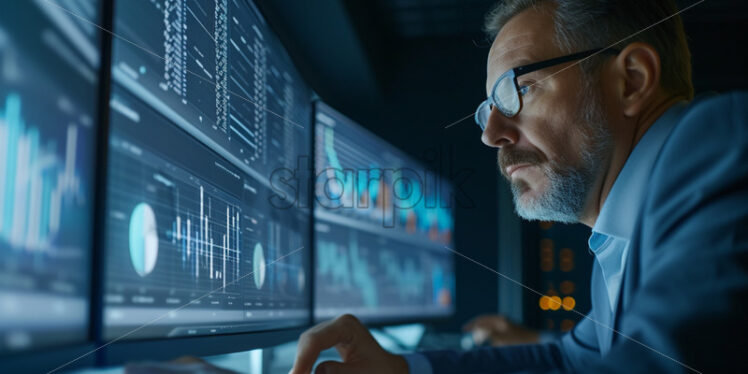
[475,48,620,131]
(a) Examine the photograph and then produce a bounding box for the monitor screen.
[313,102,455,323]
[102,0,312,341]
[0,0,100,353]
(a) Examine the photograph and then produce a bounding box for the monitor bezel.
[0,345,98,373]
[92,0,316,365]
[0,0,111,371]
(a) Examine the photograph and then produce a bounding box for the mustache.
[498,148,544,178]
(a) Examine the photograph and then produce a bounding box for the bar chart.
[0,94,85,252]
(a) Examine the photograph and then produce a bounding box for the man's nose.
[481,106,518,148]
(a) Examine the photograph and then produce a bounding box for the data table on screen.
[109,0,310,186]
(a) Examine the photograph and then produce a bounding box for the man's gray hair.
[485,0,694,100]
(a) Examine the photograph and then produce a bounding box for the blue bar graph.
[317,117,454,244]
[315,224,455,320]
[0,93,84,251]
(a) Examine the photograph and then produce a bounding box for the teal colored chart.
[253,242,266,289]
[129,203,159,277]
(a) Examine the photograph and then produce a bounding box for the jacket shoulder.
[665,91,748,147]
[642,91,748,248]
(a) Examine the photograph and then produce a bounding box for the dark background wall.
[255,0,748,332]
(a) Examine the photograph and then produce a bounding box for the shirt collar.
[591,101,688,243]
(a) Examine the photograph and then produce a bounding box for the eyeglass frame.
[475,47,620,130]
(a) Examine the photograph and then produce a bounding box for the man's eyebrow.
[492,48,541,70]
[512,58,535,67]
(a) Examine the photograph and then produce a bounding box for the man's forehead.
[485,33,548,92]
[485,4,559,91]
[489,33,542,70]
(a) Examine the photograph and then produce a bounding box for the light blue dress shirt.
[589,101,687,313]
[404,101,689,374]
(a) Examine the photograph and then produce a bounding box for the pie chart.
[129,203,159,277]
[253,242,266,289]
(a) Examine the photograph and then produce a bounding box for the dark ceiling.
[373,0,748,38]
[370,0,498,38]
[257,0,748,124]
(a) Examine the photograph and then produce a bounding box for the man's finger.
[290,315,359,374]
[471,328,489,345]
[314,360,351,374]
[462,316,492,331]
[462,315,487,331]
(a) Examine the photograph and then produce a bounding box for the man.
[288,0,748,373]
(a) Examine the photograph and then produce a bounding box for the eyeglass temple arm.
[514,48,621,76]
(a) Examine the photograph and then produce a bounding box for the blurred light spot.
[560,281,575,294]
[560,319,575,332]
[541,260,554,272]
[540,239,554,251]
[560,248,574,272]
[540,239,554,271]
[562,296,576,311]
[549,296,562,311]
[539,295,551,310]
[539,221,554,230]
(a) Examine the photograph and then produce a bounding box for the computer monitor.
[100,0,312,362]
[313,102,456,324]
[0,0,101,371]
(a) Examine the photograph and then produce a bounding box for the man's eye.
[518,85,530,96]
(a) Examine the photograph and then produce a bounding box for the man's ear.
[612,42,662,117]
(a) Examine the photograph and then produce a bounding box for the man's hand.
[290,314,409,374]
[462,314,540,347]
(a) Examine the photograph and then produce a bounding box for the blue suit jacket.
[419,92,748,373]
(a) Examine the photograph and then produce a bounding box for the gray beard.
[512,160,593,223]
[511,84,612,224]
